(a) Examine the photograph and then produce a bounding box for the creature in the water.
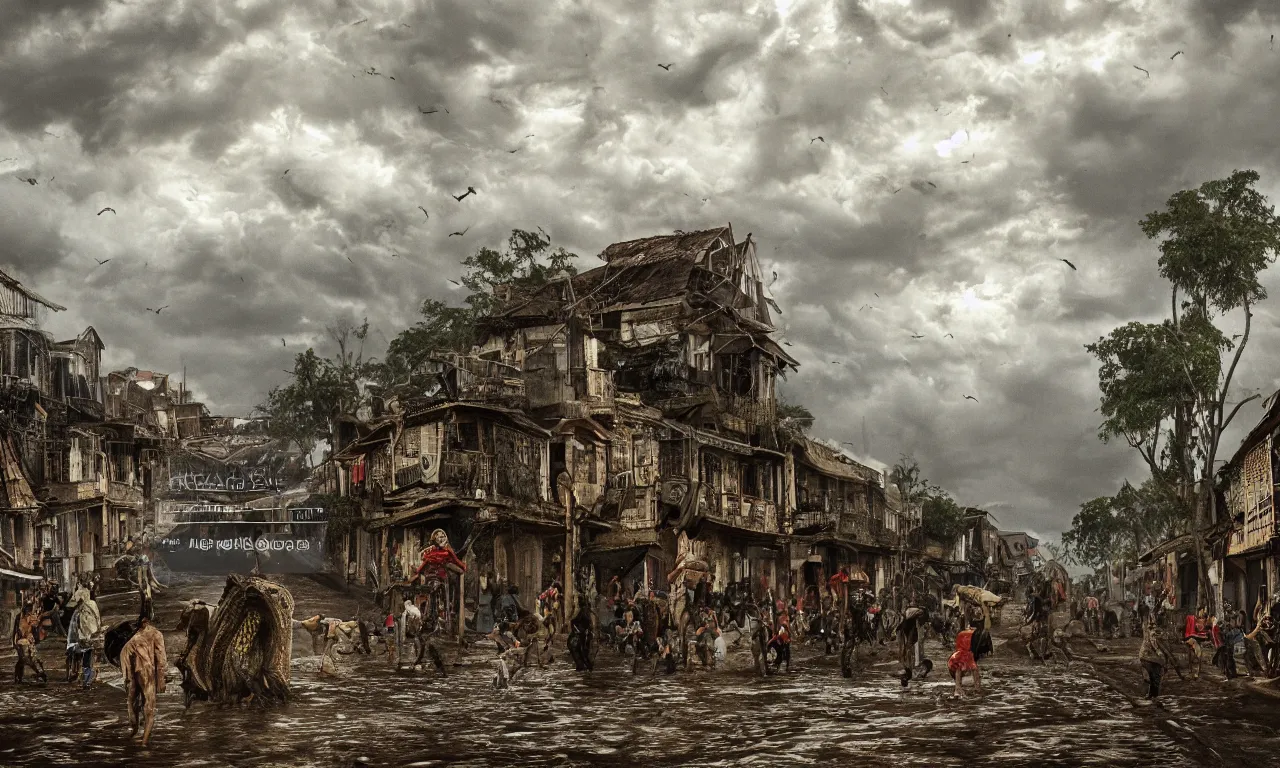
[177,574,294,707]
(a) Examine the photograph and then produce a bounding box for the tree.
[776,398,814,434]
[1062,479,1187,570]
[921,487,965,543]
[889,454,929,513]
[1086,170,1280,603]
[377,229,578,390]
[257,319,376,464]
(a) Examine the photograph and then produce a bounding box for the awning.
[580,545,651,579]
[0,568,43,581]
[1138,533,1197,564]
[712,334,800,367]
[799,440,872,483]
[365,500,465,531]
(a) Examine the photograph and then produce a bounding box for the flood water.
[2,575,1276,767]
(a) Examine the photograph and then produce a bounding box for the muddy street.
[4,575,1278,768]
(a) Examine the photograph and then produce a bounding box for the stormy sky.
[3,0,1280,542]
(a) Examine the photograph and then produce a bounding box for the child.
[948,621,981,696]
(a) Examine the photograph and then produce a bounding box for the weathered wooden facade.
[1213,395,1280,626]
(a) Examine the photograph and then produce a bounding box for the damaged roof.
[491,227,737,321]
[0,267,66,313]
[599,227,730,266]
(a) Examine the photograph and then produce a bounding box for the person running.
[948,621,981,696]
[1139,619,1181,701]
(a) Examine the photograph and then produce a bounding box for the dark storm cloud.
[4,0,1280,540]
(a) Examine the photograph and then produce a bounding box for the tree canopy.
[921,488,966,543]
[1062,478,1187,570]
[257,320,374,464]
[1086,170,1280,560]
[777,398,815,434]
[376,228,578,389]
[257,228,575,461]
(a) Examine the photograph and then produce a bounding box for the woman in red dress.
[948,623,981,696]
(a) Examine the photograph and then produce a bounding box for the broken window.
[453,422,480,452]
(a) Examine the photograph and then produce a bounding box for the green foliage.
[377,229,578,389]
[1141,169,1280,314]
[257,320,375,462]
[889,454,929,510]
[1086,310,1227,447]
[1062,479,1187,569]
[776,398,814,434]
[921,488,965,543]
[1087,170,1280,543]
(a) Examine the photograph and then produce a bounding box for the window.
[584,442,597,484]
[457,422,479,452]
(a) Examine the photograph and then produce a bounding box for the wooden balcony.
[106,481,143,507]
[46,479,105,504]
[708,493,778,536]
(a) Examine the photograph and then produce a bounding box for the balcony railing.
[439,452,492,498]
[707,493,778,535]
[46,479,105,504]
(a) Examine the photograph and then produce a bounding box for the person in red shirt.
[412,529,467,584]
[948,622,980,696]
[767,613,792,673]
[1184,608,1209,679]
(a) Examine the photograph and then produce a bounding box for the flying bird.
[859,304,875,311]
[453,187,476,201]
[658,63,673,70]
[1134,65,1150,77]
[963,395,979,403]
[874,293,879,297]
[94,258,111,266]
[910,334,924,339]
[449,228,470,237]
[418,206,429,218]
[1170,51,1183,60]
[831,361,841,365]
[418,106,440,114]
[1060,258,1077,270]
[893,188,902,194]
[926,181,936,188]
[281,339,287,346]
[97,207,115,215]
[145,306,168,315]
[880,86,888,96]
[365,67,381,76]
[508,149,519,153]
[810,137,824,144]
[944,333,954,338]
[352,18,367,25]
[449,279,462,285]
[783,341,793,347]
[17,177,36,185]
[282,169,289,176]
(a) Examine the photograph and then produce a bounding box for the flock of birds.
[7,22,1273,397]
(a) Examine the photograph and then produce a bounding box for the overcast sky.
[3,0,1280,541]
